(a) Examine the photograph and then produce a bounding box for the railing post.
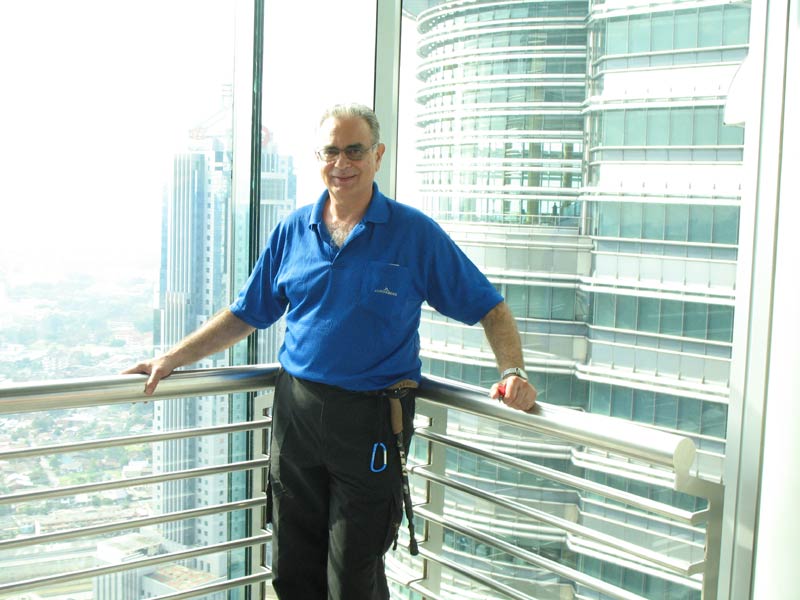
[676,473,725,600]
[251,388,272,599]
[418,400,448,598]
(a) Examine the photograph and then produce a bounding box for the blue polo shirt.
[230,184,503,391]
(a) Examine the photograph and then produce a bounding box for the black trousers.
[268,370,415,600]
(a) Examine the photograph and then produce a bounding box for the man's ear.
[374,143,386,170]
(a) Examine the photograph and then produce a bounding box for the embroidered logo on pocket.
[374,286,398,297]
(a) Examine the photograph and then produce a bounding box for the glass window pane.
[643,203,665,239]
[551,288,575,320]
[702,402,728,438]
[625,110,646,145]
[591,383,612,415]
[660,300,683,335]
[652,13,674,51]
[689,206,713,242]
[617,295,637,330]
[699,7,724,47]
[620,202,643,238]
[638,297,660,333]
[628,15,650,53]
[506,284,528,315]
[678,397,701,433]
[665,205,689,241]
[708,305,734,342]
[3,1,242,379]
[674,11,698,49]
[684,303,709,338]
[633,389,655,424]
[595,294,616,327]
[724,6,751,45]
[713,206,740,244]
[607,19,628,54]
[531,287,552,318]
[670,108,694,145]
[647,109,670,145]
[720,115,745,145]
[655,394,678,428]
[598,202,621,236]
[694,107,719,145]
[603,111,625,146]
[611,387,633,418]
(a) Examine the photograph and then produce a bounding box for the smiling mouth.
[332,174,356,183]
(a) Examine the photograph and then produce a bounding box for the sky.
[0,0,377,283]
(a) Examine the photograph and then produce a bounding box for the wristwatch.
[501,367,528,381]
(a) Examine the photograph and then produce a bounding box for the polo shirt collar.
[309,183,390,229]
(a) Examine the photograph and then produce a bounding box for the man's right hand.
[122,355,179,396]
[121,309,256,397]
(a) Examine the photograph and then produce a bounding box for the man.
[125,103,537,600]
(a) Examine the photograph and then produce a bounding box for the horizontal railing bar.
[150,568,272,600]
[565,537,703,591]
[0,364,281,414]
[1,367,694,474]
[416,505,648,600]
[0,420,270,461]
[0,458,269,505]
[413,466,691,576]
[418,375,696,474]
[407,582,445,600]
[415,544,533,600]
[0,497,266,551]
[415,427,695,524]
[571,453,677,489]
[0,533,271,595]
[384,562,428,594]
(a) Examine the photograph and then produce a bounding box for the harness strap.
[389,395,419,556]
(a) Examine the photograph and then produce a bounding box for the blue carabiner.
[370,442,387,473]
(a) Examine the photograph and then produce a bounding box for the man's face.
[317,116,384,205]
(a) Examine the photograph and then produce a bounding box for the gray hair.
[319,103,381,146]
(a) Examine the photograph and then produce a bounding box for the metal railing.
[0,366,723,600]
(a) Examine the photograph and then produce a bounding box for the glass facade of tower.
[396,0,750,598]
[151,107,295,584]
[583,1,748,462]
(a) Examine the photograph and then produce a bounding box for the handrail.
[0,364,281,414]
[419,375,696,474]
[1,367,695,475]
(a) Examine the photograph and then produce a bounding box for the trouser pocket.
[381,488,403,555]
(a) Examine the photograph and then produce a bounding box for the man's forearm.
[163,308,255,368]
[480,301,525,372]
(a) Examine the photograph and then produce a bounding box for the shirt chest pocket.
[359,262,411,321]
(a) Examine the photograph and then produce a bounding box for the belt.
[367,379,419,399]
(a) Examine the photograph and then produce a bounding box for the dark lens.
[345,145,367,160]
[320,147,340,161]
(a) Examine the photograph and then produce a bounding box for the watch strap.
[501,367,528,381]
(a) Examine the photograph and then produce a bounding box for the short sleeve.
[423,221,503,325]
[229,225,290,329]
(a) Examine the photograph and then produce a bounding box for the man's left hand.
[490,376,538,413]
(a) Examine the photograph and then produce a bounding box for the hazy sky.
[0,1,376,283]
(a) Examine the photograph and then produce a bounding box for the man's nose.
[333,151,352,166]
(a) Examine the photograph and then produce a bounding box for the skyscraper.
[400,0,750,597]
[151,98,295,577]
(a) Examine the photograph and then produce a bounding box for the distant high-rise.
[93,531,224,600]
[151,98,295,577]
[402,0,750,597]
